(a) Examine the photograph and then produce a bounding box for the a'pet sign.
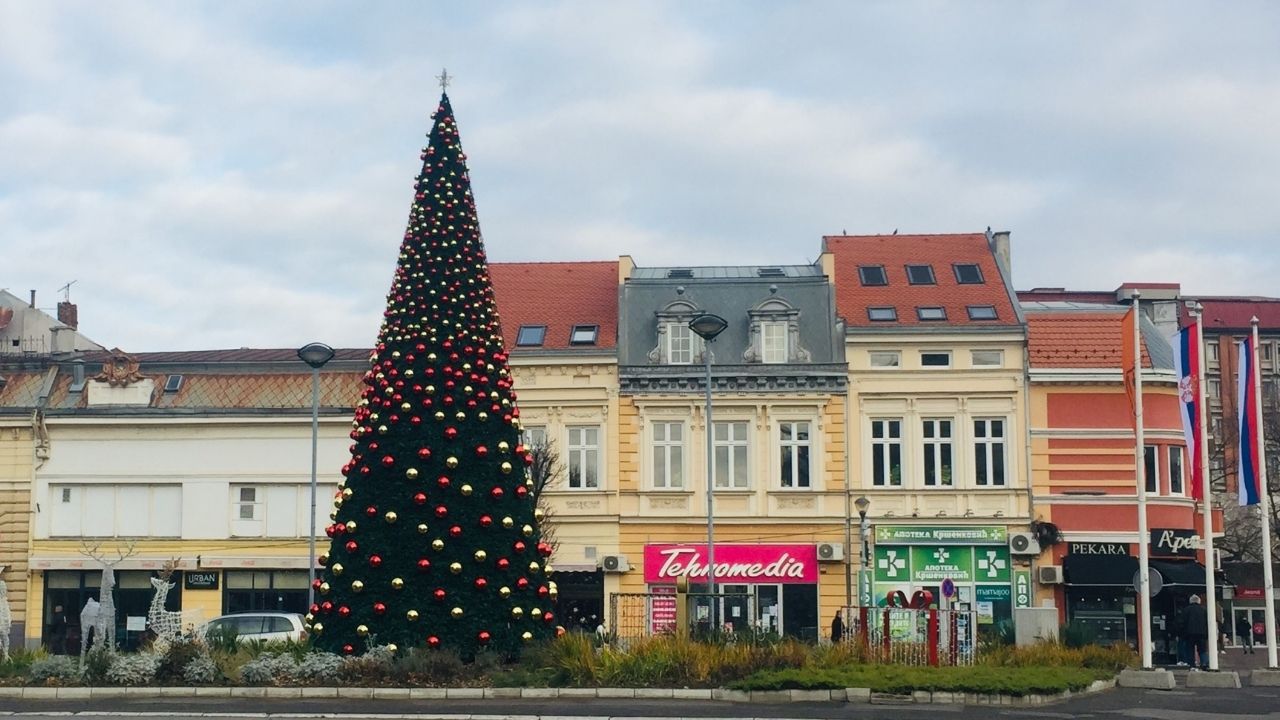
[1149,529,1202,558]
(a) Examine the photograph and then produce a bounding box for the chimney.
[990,231,1012,276]
[58,301,79,329]
[29,289,36,308]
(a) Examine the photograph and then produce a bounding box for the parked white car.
[200,612,307,643]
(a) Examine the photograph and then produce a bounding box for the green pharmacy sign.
[910,545,974,582]
[874,525,1008,545]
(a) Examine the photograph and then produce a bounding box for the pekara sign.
[643,544,818,585]
[1149,529,1202,558]
[874,525,1007,545]
[1067,542,1130,556]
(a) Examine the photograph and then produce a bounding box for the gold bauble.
[522,631,533,641]
[386,643,398,653]
[534,508,545,521]
[449,562,463,574]
[460,484,473,496]
[501,462,513,474]
[473,550,487,562]
[391,351,401,359]
[345,520,358,532]
[407,609,419,621]
[511,606,524,619]
[304,613,314,623]
[528,561,541,573]
[329,510,338,520]
[417,523,429,534]
[502,516,514,529]
[312,623,324,634]
[432,539,445,551]
[342,488,354,500]
[455,411,466,421]
[498,441,510,453]
[404,369,414,378]
[434,411,446,421]
[451,606,464,618]
[319,582,330,594]
[522,524,534,537]
[428,353,437,361]
[319,552,330,565]
[446,456,459,469]
[400,402,412,412]
[351,580,364,592]
[391,577,405,590]
[331,563,345,576]
[499,586,512,598]
[478,412,488,421]
[356,624,369,636]
[385,511,398,524]
[405,468,419,480]
[531,607,541,617]
[426,385,436,394]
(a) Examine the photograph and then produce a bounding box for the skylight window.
[953,263,984,284]
[916,306,947,321]
[164,374,184,393]
[667,268,694,279]
[570,325,599,345]
[757,267,785,277]
[516,325,546,346]
[905,264,936,285]
[967,305,998,320]
[867,306,897,322]
[858,265,888,286]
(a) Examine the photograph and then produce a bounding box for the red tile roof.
[1178,296,1280,332]
[823,233,1020,328]
[1026,310,1153,369]
[489,261,619,352]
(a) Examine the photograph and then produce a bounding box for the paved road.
[2,687,1280,720]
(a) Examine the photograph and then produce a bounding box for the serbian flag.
[1121,306,1138,428]
[1238,336,1262,506]
[1171,323,1204,500]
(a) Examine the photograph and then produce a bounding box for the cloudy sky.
[3,2,1278,351]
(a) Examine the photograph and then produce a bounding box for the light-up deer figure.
[0,565,12,661]
[147,559,183,646]
[79,541,135,658]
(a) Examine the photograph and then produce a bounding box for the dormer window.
[516,325,546,347]
[164,375,183,393]
[917,306,947,321]
[858,265,888,286]
[953,263,984,284]
[966,305,998,320]
[570,325,598,345]
[666,323,699,364]
[744,297,809,364]
[650,300,703,365]
[761,321,788,364]
[867,307,897,322]
[905,264,936,285]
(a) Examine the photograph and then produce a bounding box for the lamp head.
[854,495,870,519]
[688,313,729,341]
[298,342,336,369]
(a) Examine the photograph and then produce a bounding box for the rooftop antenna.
[58,280,78,302]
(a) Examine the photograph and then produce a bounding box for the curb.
[0,678,1117,706]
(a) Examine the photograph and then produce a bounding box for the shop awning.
[1149,560,1232,588]
[1064,553,1139,586]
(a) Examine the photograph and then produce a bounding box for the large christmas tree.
[309,89,557,657]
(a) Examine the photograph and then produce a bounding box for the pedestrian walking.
[1237,615,1256,654]
[830,611,845,644]
[1179,595,1210,669]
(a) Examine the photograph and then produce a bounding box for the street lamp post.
[298,342,336,609]
[855,496,871,607]
[689,313,729,631]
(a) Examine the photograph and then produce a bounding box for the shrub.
[1,647,48,678]
[291,652,343,685]
[729,664,1109,696]
[28,655,80,684]
[979,640,1134,672]
[391,647,466,684]
[105,653,160,686]
[1060,621,1098,649]
[81,644,113,684]
[182,655,220,685]
[204,624,240,654]
[340,645,395,684]
[240,653,298,685]
[155,638,206,684]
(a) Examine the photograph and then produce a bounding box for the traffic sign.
[941,577,957,599]
[1132,567,1164,596]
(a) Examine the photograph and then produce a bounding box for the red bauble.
[365,505,378,517]
[427,636,440,648]
[338,605,351,617]
[479,515,493,528]
[373,602,387,615]
[490,487,504,500]
[321,601,333,613]
[417,558,431,572]
[496,557,510,570]
[515,486,529,498]
[444,427,458,440]
[369,554,383,568]
[437,475,450,489]
[449,524,462,537]
[382,455,396,467]
[478,631,491,644]
[433,588,446,601]
[309,603,320,614]
[435,505,448,518]
[474,577,488,590]
[543,611,555,623]
[516,577,529,590]
[343,644,355,655]
[538,542,553,556]
[537,585,549,598]
[475,445,488,457]
[413,492,427,505]
[418,447,431,460]
[514,541,527,553]
[345,540,359,554]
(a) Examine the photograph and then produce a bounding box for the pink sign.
[643,544,818,584]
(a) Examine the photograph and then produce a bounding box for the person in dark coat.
[1179,594,1210,669]
[1237,615,1256,654]
[831,611,845,644]
[48,605,68,655]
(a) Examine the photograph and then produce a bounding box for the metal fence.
[839,606,977,666]
[609,591,757,642]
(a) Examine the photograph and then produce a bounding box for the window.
[1263,342,1274,361]
[567,426,600,489]
[713,421,749,489]
[971,350,1003,367]
[778,421,811,488]
[761,321,788,363]
[922,418,954,487]
[237,487,259,520]
[905,264,936,285]
[917,306,947,321]
[921,351,951,368]
[516,325,546,347]
[50,484,181,537]
[871,419,902,486]
[1207,378,1221,400]
[1207,342,1219,361]
[522,425,547,452]
[570,325,599,345]
[858,265,888,286]
[652,422,684,489]
[1144,445,1158,495]
[667,268,694,279]
[966,305,998,320]
[757,267,785,277]
[973,418,1006,486]
[164,374,183,392]
[667,323,699,365]
[61,487,72,503]
[953,263,984,284]
[867,307,897,322]
[869,351,900,368]
[1169,445,1185,495]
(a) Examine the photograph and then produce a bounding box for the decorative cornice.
[620,363,847,395]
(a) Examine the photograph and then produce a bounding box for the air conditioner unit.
[817,542,844,562]
[1038,565,1064,585]
[1009,532,1042,555]
[600,554,630,573]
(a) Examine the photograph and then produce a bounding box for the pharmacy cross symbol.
[932,548,950,564]
[878,550,905,577]
[978,550,1007,578]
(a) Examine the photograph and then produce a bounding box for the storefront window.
[41,569,180,654]
[224,570,308,614]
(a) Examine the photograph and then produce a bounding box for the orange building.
[1025,295,1221,662]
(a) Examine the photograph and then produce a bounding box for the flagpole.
[1253,317,1277,668]
[1194,303,1220,670]
[1133,292,1153,669]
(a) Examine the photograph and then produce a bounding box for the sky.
[3,1,1279,351]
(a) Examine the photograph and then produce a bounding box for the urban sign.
[874,525,1007,545]
[1149,529,1201,558]
[183,571,218,590]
